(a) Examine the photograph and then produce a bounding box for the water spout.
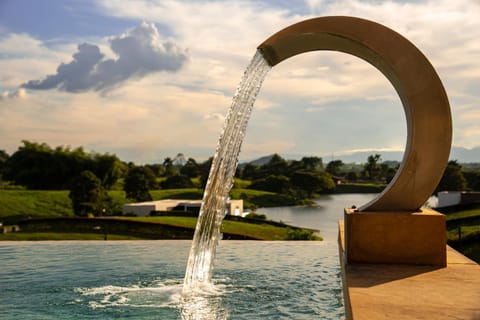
[182,51,271,293]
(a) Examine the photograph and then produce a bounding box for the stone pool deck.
[338,221,480,320]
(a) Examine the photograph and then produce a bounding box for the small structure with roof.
[122,199,243,217]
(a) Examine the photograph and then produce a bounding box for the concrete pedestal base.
[345,208,446,266]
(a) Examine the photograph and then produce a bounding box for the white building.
[437,191,480,208]
[122,199,244,217]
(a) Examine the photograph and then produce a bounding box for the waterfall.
[183,51,271,292]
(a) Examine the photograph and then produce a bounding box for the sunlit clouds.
[22,23,188,92]
[0,0,479,163]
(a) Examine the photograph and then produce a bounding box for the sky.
[0,0,479,164]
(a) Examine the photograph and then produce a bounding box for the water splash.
[75,280,183,309]
[183,51,271,292]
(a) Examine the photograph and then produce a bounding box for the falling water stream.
[183,51,271,293]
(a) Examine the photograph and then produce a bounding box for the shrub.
[245,212,267,220]
[286,227,318,240]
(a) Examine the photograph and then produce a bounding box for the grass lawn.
[445,206,480,241]
[0,184,294,223]
[116,216,320,240]
[221,220,299,240]
[233,178,251,189]
[0,190,73,220]
[447,225,480,241]
[445,207,480,221]
[442,205,480,263]
[126,216,198,229]
[150,188,204,200]
[0,187,321,241]
[0,232,145,241]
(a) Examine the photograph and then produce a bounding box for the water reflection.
[181,286,229,320]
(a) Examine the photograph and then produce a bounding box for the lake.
[0,193,376,319]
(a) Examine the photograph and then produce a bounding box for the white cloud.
[1,0,479,163]
[95,0,297,54]
[0,88,26,99]
[204,113,225,122]
[22,22,188,92]
[0,33,72,88]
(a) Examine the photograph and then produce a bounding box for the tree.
[436,160,467,192]
[346,171,359,182]
[145,163,165,177]
[180,158,200,178]
[0,150,9,181]
[93,153,127,189]
[172,153,187,167]
[260,154,289,176]
[240,163,259,180]
[463,170,480,191]
[248,175,291,194]
[326,160,344,176]
[69,171,110,216]
[4,140,126,189]
[364,154,382,182]
[291,170,335,197]
[163,157,177,177]
[161,174,194,189]
[384,166,398,184]
[124,166,156,202]
[287,157,323,175]
[4,140,55,189]
[299,156,323,171]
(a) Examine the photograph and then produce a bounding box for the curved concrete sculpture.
[258,16,452,212]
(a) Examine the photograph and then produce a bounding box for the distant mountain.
[327,151,404,163]
[244,154,275,166]
[336,146,480,163]
[242,146,480,165]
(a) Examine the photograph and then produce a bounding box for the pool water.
[0,194,376,319]
[0,241,342,319]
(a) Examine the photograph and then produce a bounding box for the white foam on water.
[75,280,185,309]
[74,277,230,313]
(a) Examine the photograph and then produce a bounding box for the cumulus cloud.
[21,22,188,92]
[203,113,225,122]
[1,88,27,99]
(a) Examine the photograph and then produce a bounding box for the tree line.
[1,141,125,190]
[1,141,479,216]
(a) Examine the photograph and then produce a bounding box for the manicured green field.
[0,190,73,220]
[445,207,480,221]
[0,232,144,241]
[233,178,252,189]
[0,188,319,241]
[0,189,204,221]
[445,206,480,240]
[117,216,321,240]
[0,215,321,241]
[0,187,287,223]
[124,216,198,229]
[150,188,204,200]
[447,223,480,241]
[443,205,480,263]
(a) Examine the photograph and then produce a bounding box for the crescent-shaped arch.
[257,16,452,211]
